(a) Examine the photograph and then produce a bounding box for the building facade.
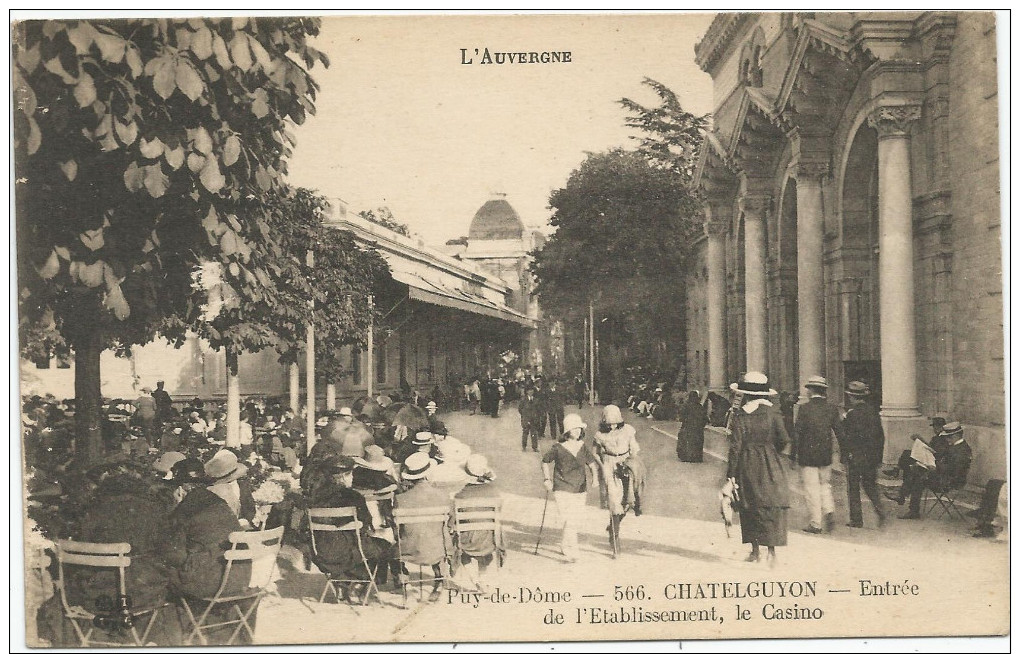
[445,193,561,373]
[690,12,1003,483]
[21,200,538,409]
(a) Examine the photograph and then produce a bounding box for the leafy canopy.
[531,79,708,358]
[13,17,329,351]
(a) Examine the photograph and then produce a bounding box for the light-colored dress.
[592,424,640,515]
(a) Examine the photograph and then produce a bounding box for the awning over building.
[391,270,535,328]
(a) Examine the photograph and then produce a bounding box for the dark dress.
[726,402,791,546]
[307,484,394,580]
[676,397,708,462]
[162,487,251,599]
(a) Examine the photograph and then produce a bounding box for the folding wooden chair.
[53,540,166,647]
[452,497,506,569]
[179,526,284,646]
[307,507,381,605]
[392,505,452,607]
[925,483,966,520]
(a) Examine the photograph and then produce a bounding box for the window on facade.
[740,28,766,88]
[376,342,386,384]
[351,347,363,386]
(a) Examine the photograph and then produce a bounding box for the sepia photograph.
[11,10,1008,649]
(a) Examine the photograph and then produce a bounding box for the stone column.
[740,195,770,374]
[868,105,923,418]
[796,163,828,393]
[705,219,729,392]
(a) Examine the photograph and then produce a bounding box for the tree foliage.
[257,188,391,382]
[357,206,410,237]
[12,17,328,460]
[531,148,701,332]
[532,79,707,371]
[619,77,710,183]
[14,17,328,347]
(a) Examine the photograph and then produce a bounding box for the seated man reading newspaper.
[885,422,972,519]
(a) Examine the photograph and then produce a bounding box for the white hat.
[730,371,778,397]
[602,404,624,425]
[465,454,492,479]
[563,413,587,433]
[402,451,433,480]
[339,407,353,417]
[204,449,248,485]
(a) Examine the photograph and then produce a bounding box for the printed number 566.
[614,585,646,601]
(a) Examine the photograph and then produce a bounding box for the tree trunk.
[225,347,241,448]
[74,325,104,464]
[325,383,336,410]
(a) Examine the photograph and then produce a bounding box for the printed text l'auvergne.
[461,48,572,65]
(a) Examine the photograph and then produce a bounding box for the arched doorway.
[835,124,881,404]
[767,177,799,393]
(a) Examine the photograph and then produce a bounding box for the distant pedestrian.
[676,391,708,462]
[794,376,842,534]
[518,386,541,452]
[531,377,548,437]
[152,381,173,426]
[545,378,565,439]
[574,375,586,409]
[838,381,886,529]
[725,372,789,566]
[133,387,157,446]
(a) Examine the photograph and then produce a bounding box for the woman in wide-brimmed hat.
[161,456,253,625]
[203,449,249,518]
[725,372,790,566]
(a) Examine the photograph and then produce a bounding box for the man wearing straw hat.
[839,381,886,529]
[794,376,843,534]
[394,452,452,601]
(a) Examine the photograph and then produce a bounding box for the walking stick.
[534,490,550,555]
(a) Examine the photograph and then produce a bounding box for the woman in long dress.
[590,404,642,558]
[725,372,790,566]
[676,391,708,462]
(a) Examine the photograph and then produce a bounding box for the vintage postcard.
[14,10,1007,649]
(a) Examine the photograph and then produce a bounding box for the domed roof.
[468,194,525,241]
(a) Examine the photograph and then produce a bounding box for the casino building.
[685,12,1003,482]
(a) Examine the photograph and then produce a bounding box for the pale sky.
[286,13,716,245]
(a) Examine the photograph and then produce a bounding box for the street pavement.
[254,403,1008,644]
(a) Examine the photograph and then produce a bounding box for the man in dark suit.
[887,421,973,519]
[794,376,843,534]
[545,377,565,439]
[518,386,541,452]
[531,376,548,437]
[838,381,886,528]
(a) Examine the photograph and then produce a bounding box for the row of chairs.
[307,496,505,608]
[53,527,284,647]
